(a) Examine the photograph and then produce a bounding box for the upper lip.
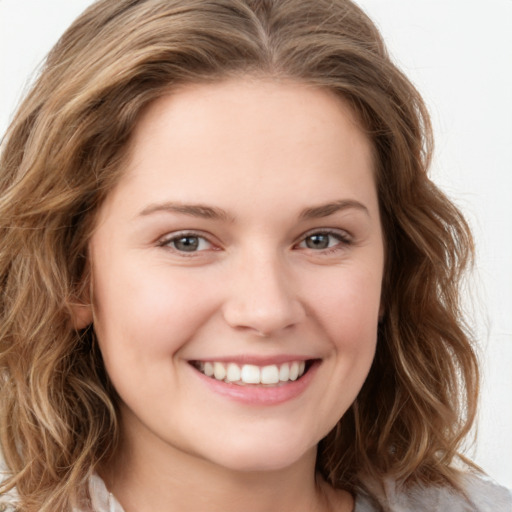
[188,355,317,366]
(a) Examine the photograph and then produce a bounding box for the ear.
[69,277,93,330]
[378,301,385,323]
[69,262,94,330]
[71,302,93,330]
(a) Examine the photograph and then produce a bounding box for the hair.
[0,0,479,510]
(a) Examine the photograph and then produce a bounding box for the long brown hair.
[0,0,478,509]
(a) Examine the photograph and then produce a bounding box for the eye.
[160,232,213,253]
[297,231,350,251]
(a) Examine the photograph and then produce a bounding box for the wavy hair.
[0,0,478,509]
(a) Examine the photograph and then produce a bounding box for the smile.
[192,360,309,386]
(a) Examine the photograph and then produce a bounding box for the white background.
[1,0,511,489]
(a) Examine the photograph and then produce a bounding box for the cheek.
[91,260,220,362]
[304,269,381,436]
[305,266,382,348]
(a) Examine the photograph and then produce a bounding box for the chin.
[200,435,317,473]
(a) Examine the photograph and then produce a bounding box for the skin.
[78,78,385,512]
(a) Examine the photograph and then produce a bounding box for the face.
[84,78,384,473]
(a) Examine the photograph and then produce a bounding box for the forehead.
[97,78,378,225]
[131,79,372,169]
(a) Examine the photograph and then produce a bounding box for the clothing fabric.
[84,472,512,512]
[354,473,512,512]
[1,470,511,511]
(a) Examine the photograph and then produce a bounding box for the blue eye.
[161,233,212,252]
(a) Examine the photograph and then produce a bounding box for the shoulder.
[86,474,124,512]
[354,473,512,512]
[460,473,512,511]
[1,469,123,512]
[0,464,18,512]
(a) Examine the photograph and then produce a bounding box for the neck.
[100,419,353,512]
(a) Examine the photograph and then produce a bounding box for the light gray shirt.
[83,472,512,512]
[1,471,511,511]
[353,473,512,512]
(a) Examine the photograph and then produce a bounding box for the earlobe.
[70,302,93,330]
[70,262,94,330]
[378,302,385,323]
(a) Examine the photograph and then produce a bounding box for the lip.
[190,354,312,366]
[188,358,321,406]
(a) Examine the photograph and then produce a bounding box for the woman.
[0,0,510,510]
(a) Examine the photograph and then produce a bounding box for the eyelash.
[158,231,215,255]
[157,229,352,256]
[295,229,352,254]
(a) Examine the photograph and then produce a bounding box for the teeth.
[195,360,308,385]
[204,362,214,377]
[279,363,290,382]
[289,361,299,381]
[226,363,241,382]
[213,362,226,380]
[241,364,260,384]
[261,365,279,384]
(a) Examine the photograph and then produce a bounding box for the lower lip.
[190,361,320,406]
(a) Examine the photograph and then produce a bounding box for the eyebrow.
[299,199,370,220]
[139,202,234,222]
[138,199,369,222]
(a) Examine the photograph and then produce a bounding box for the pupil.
[306,234,329,249]
[175,236,199,252]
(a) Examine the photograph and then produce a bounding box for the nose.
[222,252,305,337]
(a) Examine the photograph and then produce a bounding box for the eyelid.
[156,227,352,254]
[294,228,353,251]
[297,227,352,242]
[157,230,218,253]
